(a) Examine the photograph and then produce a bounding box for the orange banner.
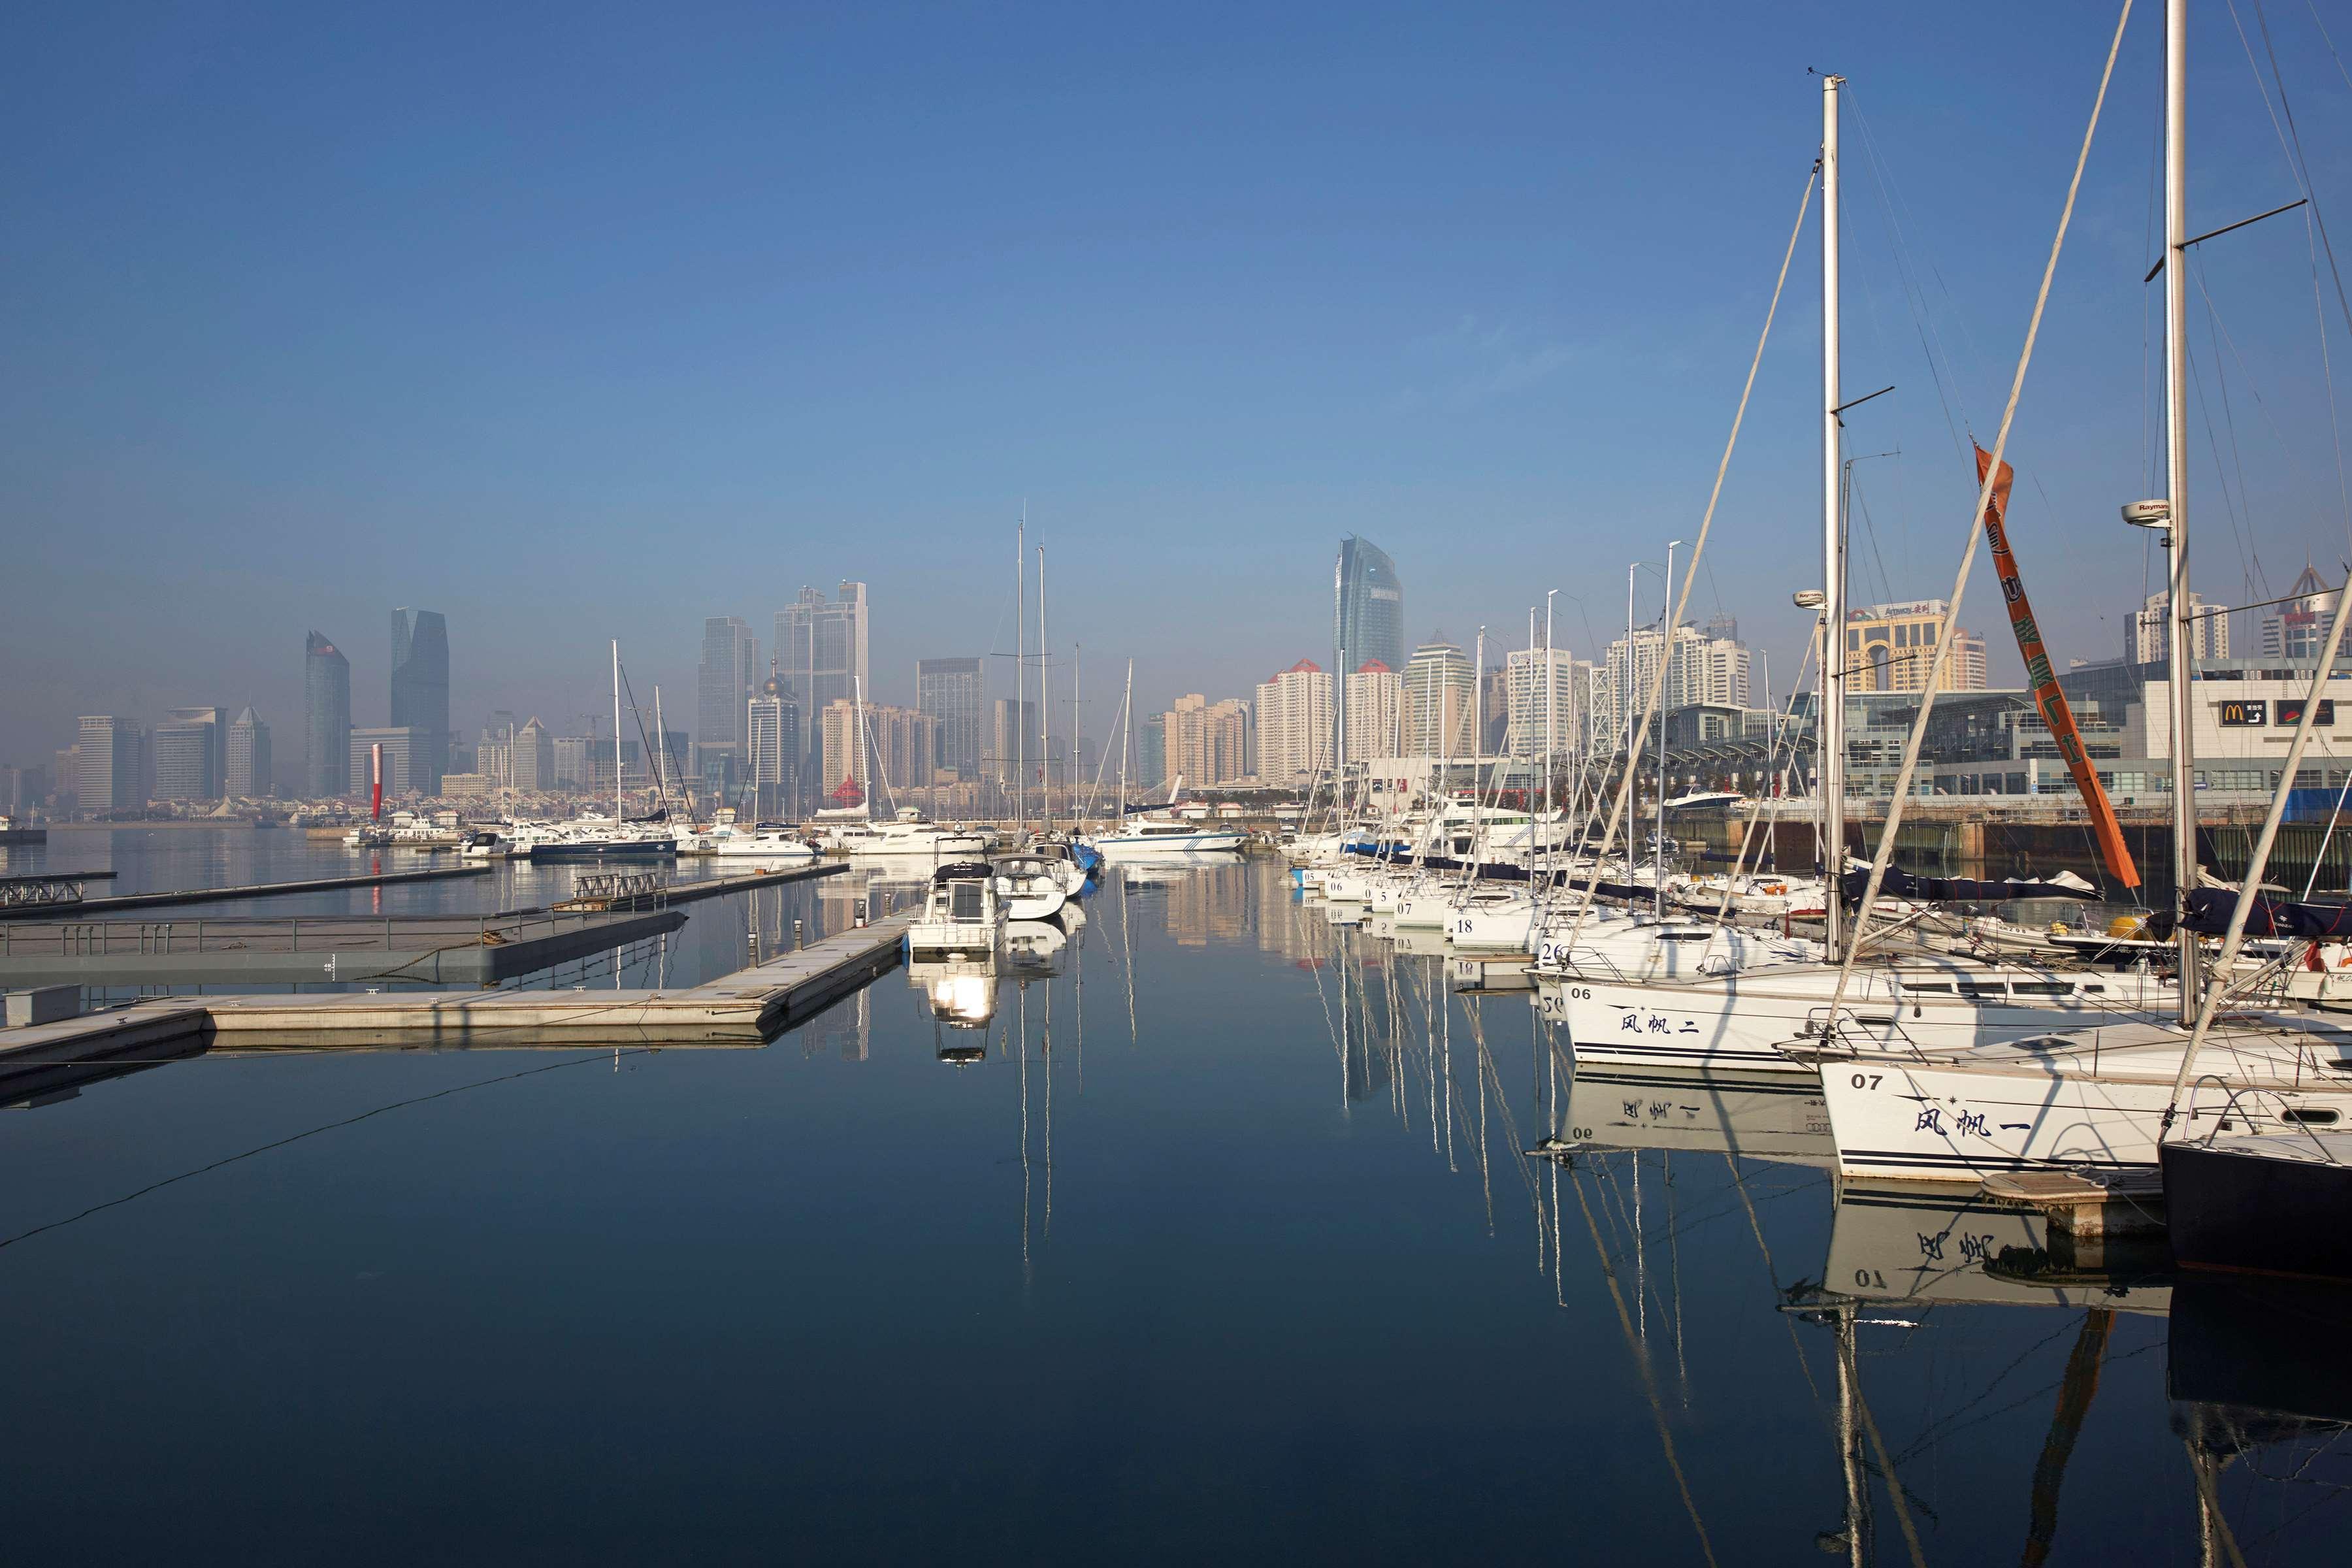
[1976,446,2140,888]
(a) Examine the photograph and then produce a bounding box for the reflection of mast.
[1043,974,1054,1242]
[1018,979,1032,1282]
[2021,1308,2114,1568]
[1828,1301,1869,1568]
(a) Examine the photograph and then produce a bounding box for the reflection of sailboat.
[1565,1062,1835,1169]
[1005,919,1069,973]
[1825,1180,2168,1315]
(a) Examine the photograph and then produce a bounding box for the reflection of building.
[227,708,271,798]
[1401,642,1477,757]
[1840,600,1985,694]
[2129,589,2229,664]
[1343,661,1402,762]
[1161,862,1250,945]
[304,630,351,798]
[2261,565,2334,659]
[1254,661,1333,787]
[1164,694,1252,787]
[917,657,983,779]
[1335,536,1405,676]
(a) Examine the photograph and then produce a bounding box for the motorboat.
[991,853,1070,923]
[826,809,989,860]
[1086,816,1247,859]
[342,825,395,849]
[906,860,1004,956]
[459,830,514,858]
[711,826,818,860]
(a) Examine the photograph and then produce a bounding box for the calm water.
[0,830,2345,1562]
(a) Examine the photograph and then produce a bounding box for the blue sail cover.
[1840,868,2098,905]
[2182,888,2352,938]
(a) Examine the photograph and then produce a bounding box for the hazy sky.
[7,1,2352,762]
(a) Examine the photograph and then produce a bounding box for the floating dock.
[0,862,492,921]
[0,907,687,987]
[0,913,915,1058]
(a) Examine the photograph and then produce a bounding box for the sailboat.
[523,642,679,860]
[1805,0,2352,1181]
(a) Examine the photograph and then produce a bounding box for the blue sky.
[6,1,2352,760]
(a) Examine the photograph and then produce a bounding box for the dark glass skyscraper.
[696,616,760,763]
[390,609,449,792]
[1335,536,1405,675]
[305,630,351,798]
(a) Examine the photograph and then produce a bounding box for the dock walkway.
[0,863,491,921]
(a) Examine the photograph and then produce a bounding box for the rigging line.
[0,1048,653,1257]
[2311,0,2352,93]
[1850,469,1898,607]
[1847,92,1972,456]
[2315,206,2352,557]
[1556,163,1816,960]
[2193,262,2268,600]
[2185,329,2267,601]
[2250,0,2352,350]
[2144,80,2166,497]
[2185,248,2345,547]
[1831,0,2132,1016]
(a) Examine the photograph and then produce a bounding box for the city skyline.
[9,6,2350,768]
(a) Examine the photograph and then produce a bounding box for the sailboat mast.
[1821,73,1848,955]
[653,684,667,809]
[1039,545,1051,834]
[2164,0,2198,1023]
[1119,657,1134,823]
[1658,538,1678,917]
[1624,563,1637,891]
[1017,514,1026,835]
[611,638,623,825]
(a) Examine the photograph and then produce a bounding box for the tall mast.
[1624,563,1637,891]
[1119,658,1134,824]
[1333,549,1345,819]
[1017,511,1026,835]
[1658,539,1680,917]
[611,638,623,824]
[1473,625,1485,868]
[653,684,668,814]
[1072,641,1081,829]
[1039,545,1051,833]
[2164,0,2198,1022]
[1820,72,1848,955]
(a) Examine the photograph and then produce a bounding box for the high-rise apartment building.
[696,616,760,768]
[1401,643,1478,758]
[1503,647,1590,762]
[153,707,225,801]
[818,700,864,808]
[1254,661,1333,788]
[2127,589,2230,665]
[389,610,449,794]
[1601,625,1752,736]
[513,718,553,792]
[1335,536,1405,677]
[747,670,801,821]
[1164,694,1252,787]
[2261,565,2334,659]
[76,715,144,815]
[1343,661,1403,762]
[552,735,589,790]
[304,631,351,798]
[1841,601,1985,694]
[917,657,984,779]
[779,583,870,794]
[227,708,272,798]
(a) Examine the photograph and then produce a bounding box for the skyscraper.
[696,616,760,768]
[2129,589,2229,665]
[1343,661,1403,762]
[1401,642,1477,757]
[389,609,449,793]
[1163,694,1252,787]
[305,631,351,798]
[514,717,553,792]
[746,666,801,821]
[988,698,1036,789]
[76,715,144,815]
[779,583,870,798]
[1335,536,1405,678]
[154,707,226,801]
[2261,565,2332,659]
[227,708,272,798]
[1136,714,1167,791]
[916,657,983,779]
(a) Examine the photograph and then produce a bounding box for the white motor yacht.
[1088,817,1247,858]
[906,860,1004,956]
